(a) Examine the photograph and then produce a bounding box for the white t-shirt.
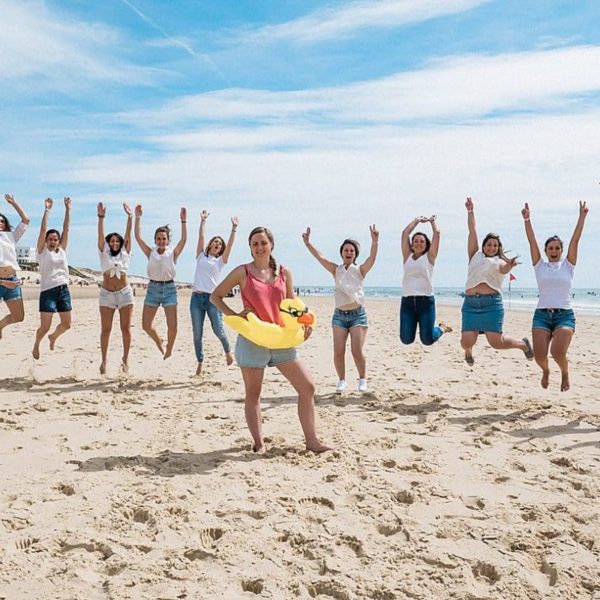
[0,222,28,270]
[534,259,574,310]
[402,253,434,296]
[193,253,225,293]
[147,246,176,281]
[99,243,131,279]
[334,263,364,308]
[465,251,505,293]
[38,247,69,291]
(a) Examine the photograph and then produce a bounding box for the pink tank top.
[241,264,286,326]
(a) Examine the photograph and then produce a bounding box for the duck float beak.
[298,313,314,325]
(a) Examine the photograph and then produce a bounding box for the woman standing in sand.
[134,204,187,360]
[0,194,30,339]
[191,210,237,376]
[302,226,378,393]
[400,215,451,346]
[211,226,332,454]
[461,197,533,366]
[97,202,134,374]
[32,197,72,359]
[521,201,588,391]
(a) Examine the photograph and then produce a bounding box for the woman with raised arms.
[135,204,187,360]
[521,201,588,391]
[211,226,332,454]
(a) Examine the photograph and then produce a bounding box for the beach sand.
[1,293,599,599]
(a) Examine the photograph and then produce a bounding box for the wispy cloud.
[245,0,492,44]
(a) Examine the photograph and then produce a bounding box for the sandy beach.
[1,293,599,599]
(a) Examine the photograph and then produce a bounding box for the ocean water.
[298,286,600,316]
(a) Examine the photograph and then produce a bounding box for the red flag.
[509,273,517,281]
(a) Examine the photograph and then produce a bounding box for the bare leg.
[460,331,478,364]
[33,312,53,359]
[532,328,552,388]
[485,332,529,353]
[349,326,368,379]
[99,306,115,374]
[142,305,164,354]
[118,304,133,372]
[0,298,25,339]
[48,311,71,350]
[550,328,574,392]
[277,359,334,452]
[332,326,349,380]
[163,305,178,360]
[241,367,266,453]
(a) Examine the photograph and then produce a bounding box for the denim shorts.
[0,276,22,303]
[99,285,134,310]
[532,308,576,332]
[235,334,297,369]
[40,284,72,313]
[144,280,177,307]
[332,306,368,329]
[461,293,503,333]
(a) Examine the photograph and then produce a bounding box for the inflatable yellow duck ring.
[224,298,316,349]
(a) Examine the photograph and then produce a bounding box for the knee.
[14,314,25,323]
[63,322,71,331]
[142,322,153,334]
[420,335,434,346]
[245,393,261,407]
[400,332,415,345]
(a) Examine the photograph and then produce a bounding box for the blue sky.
[2,0,599,287]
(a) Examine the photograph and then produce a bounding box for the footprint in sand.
[471,561,501,584]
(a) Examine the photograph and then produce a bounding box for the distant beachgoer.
[211,226,333,454]
[302,225,379,393]
[0,194,30,338]
[191,210,237,376]
[32,197,72,359]
[521,201,588,391]
[97,202,134,374]
[134,204,187,359]
[400,215,452,346]
[461,197,533,365]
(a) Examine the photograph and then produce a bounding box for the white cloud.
[245,0,491,44]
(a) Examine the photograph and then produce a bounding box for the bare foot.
[225,352,234,366]
[464,351,474,366]
[252,443,267,454]
[306,440,335,453]
[32,344,40,360]
[560,371,570,392]
[163,345,173,360]
[100,361,107,375]
[195,362,203,376]
[120,361,129,374]
[439,322,453,334]
[541,369,550,389]
[48,334,56,351]
[152,336,164,355]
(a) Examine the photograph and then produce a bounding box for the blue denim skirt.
[461,293,504,333]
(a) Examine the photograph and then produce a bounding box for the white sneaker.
[358,378,368,393]
[335,379,347,394]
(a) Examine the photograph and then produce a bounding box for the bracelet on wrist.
[98,215,105,218]
[181,221,187,223]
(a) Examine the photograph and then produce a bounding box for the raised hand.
[4,194,16,206]
[429,214,437,222]
[64,196,71,209]
[369,224,379,243]
[123,203,132,217]
[506,256,519,270]
[418,216,429,223]
[465,197,474,211]
[579,201,589,218]
[302,227,311,245]
[44,198,53,211]
[231,215,239,228]
[97,202,106,217]
[135,204,143,218]
[180,207,187,222]
[200,210,209,221]
[521,203,530,220]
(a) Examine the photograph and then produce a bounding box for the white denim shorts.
[99,285,134,310]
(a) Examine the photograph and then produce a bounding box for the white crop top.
[534,259,574,310]
[334,263,364,308]
[0,222,28,270]
[402,253,434,296]
[147,246,176,281]
[99,243,131,279]
[465,251,505,293]
[38,247,69,291]
[193,253,224,293]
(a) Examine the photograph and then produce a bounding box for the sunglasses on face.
[280,305,308,318]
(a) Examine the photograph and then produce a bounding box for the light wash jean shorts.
[99,285,134,310]
[331,306,368,329]
[235,335,297,369]
[144,280,177,308]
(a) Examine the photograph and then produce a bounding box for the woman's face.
[483,237,500,257]
[46,232,61,251]
[208,238,223,257]
[250,232,272,258]
[155,231,169,249]
[341,243,356,265]
[109,235,122,253]
[0,216,6,232]
[411,234,427,256]
[545,241,562,262]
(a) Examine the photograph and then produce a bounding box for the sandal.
[522,337,534,360]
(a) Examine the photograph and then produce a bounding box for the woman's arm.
[37,198,52,254]
[360,224,379,277]
[134,204,151,259]
[302,227,337,275]
[401,217,421,262]
[222,216,238,264]
[5,194,30,225]
[173,207,187,261]
[210,265,246,317]
[566,201,589,266]
[499,256,518,275]
[97,202,106,252]
[427,215,440,264]
[465,197,478,260]
[521,202,541,265]
[60,197,71,250]
[123,203,133,253]
[196,210,208,258]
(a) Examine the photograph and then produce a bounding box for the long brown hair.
[205,235,226,257]
[248,226,278,275]
[482,232,509,261]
